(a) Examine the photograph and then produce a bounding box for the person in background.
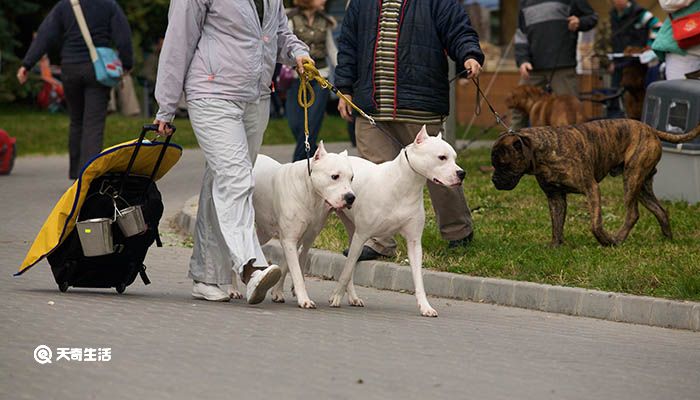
[153,0,311,303]
[512,0,597,129]
[608,0,661,87]
[652,0,700,79]
[335,0,483,260]
[17,0,133,179]
[285,0,338,162]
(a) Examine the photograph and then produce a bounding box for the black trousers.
[61,63,111,179]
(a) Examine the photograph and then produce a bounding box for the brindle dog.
[491,119,700,246]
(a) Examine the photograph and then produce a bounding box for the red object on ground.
[0,129,17,175]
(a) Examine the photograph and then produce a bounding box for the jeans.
[285,79,329,162]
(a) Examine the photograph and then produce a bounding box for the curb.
[174,195,700,332]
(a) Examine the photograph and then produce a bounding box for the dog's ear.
[512,136,532,154]
[339,149,348,157]
[414,125,429,145]
[313,140,327,161]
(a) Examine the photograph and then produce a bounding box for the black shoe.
[448,232,474,249]
[342,245,386,261]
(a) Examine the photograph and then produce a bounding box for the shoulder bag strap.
[69,0,98,63]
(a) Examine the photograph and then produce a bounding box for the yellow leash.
[297,61,376,174]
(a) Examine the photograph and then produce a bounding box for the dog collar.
[403,148,420,175]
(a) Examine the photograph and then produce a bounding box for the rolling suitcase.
[47,124,174,293]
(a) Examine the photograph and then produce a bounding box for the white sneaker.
[192,282,230,302]
[246,265,282,305]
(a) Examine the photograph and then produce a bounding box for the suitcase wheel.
[116,283,126,294]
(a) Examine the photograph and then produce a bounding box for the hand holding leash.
[463,59,482,79]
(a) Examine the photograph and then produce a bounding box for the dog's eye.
[438,155,447,161]
[331,174,340,180]
[350,175,354,182]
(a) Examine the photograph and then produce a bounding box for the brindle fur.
[505,85,586,127]
[491,119,700,246]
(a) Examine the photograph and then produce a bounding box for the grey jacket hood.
[155,0,309,122]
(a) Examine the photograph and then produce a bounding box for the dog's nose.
[343,193,356,205]
[456,170,466,181]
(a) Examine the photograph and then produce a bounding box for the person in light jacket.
[153,0,311,303]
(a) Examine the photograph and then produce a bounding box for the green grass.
[0,105,350,155]
[315,147,700,301]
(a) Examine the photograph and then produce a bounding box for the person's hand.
[153,119,174,136]
[295,55,314,75]
[607,63,615,74]
[338,95,353,122]
[16,66,28,85]
[519,62,533,79]
[567,15,580,31]
[464,58,482,79]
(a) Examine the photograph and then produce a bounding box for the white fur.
[332,126,465,317]
[251,142,355,308]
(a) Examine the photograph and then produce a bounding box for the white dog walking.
[252,143,355,308]
[333,126,466,317]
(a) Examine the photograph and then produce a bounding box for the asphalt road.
[1,144,698,400]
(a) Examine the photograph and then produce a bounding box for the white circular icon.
[34,345,52,364]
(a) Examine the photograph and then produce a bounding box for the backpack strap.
[139,265,151,285]
[154,226,163,248]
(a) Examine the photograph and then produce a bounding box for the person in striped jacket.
[335,0,484,260]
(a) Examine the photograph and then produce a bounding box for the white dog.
[333,126,466,317]
[251,142,355,308]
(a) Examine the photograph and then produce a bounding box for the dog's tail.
[655,123,700,143]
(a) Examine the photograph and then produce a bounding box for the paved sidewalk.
[2,145,699,399]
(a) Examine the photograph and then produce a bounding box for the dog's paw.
[348,297,365,307]
[329,294,343,308]
[298,298,316,309]
[420,305,438,317]
[221,284,243,300]
[271,290,285,303]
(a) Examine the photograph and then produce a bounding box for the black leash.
[470,77,513,133]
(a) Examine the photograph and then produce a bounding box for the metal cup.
[116,205,147,237]
[76,218,115,257]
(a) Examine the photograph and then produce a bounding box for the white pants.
[665,52,700,80]
[187,97,270,284]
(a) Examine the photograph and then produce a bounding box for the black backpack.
[47,125,174,294]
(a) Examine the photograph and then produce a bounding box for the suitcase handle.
[120,123,175,194]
